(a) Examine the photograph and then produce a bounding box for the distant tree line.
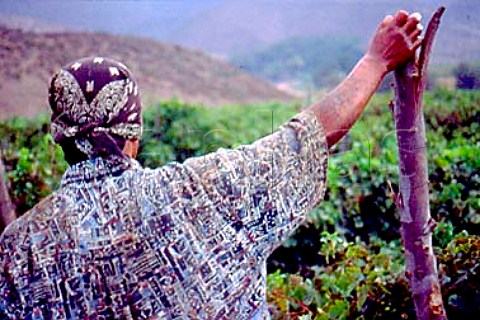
[233,36,480,93]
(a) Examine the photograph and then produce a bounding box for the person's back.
[1,119,328,319]
[0,56,328,318]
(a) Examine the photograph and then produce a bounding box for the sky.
[0,0,223,37]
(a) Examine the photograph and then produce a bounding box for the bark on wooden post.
[0,150,16,234]
[392,7,447,320]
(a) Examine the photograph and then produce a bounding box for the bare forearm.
[306,11,422,148]
[306,55,386,147]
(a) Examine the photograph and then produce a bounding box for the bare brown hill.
[0,27,293,120]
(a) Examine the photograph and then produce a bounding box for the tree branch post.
[393,7,447,320]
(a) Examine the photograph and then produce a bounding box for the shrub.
[454,63,480,90]
[267,234,480,320]
[0,116,67,214]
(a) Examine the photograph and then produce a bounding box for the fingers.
[410,27,422,42]
[394,10,409,26]
[409,13,424,51]
[382,10,420,30]
[406,13,423,50]
[411,36,423,52]
[410,12,422,22]
[404,12,422,33]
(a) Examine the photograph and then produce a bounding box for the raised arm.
[182,10,424,258]
[308,10,423,147]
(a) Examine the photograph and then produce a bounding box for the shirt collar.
[60,155,141,187]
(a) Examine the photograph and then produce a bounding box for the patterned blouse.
[0,112,328,319]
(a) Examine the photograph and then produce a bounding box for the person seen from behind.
[0,10,423,319]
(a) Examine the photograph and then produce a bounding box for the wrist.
[362,53,389,78]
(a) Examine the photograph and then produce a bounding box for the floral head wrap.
[49,57,142,160]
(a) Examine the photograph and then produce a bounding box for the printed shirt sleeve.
[0,271,16,319]
[0,232,21,319]
[184,111,329,258]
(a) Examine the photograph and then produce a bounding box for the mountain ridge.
[1,0,478,64]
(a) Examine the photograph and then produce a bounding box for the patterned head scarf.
[49,57,142,160]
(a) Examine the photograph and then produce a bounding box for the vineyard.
[1,89,479,319]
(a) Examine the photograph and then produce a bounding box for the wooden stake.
[393,6,447,320]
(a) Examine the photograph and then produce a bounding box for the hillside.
[0,26,293,119]
[232,36,364,90]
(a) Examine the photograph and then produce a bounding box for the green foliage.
[268,234,480,320]
[268,89,479,317]
[139,99,215,167]
[0,116,67,214]
[307,89,480,242]
[438,234,480,317]
[138,99,298,167]
[267,235,409,320]
[232,36,363,89]
[0,89,478,318]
